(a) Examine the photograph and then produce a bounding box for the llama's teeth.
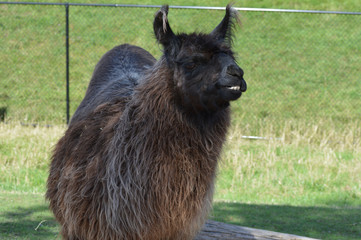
[228,86,240,91]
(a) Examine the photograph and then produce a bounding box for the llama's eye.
[184,62,197,70]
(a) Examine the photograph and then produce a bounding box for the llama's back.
[70,44,156,125]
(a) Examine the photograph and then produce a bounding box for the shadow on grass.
[1,194,360,240]
[0,204,59,240]
[212,201,361,240]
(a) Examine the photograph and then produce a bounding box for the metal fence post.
[65,3,70,124]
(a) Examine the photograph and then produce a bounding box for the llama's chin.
[219,87,243,102]
[215,78,246,102]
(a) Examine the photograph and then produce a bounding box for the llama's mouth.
[221,78,247,93]
[225,86,241,91]
[215,80,246,100]
[216,83,242,92]
[215,82,245,102]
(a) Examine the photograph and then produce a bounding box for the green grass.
[0,123,65,193]
[0,193,58,240]
[217,121,361,206]
[1,193,360,240]
[1,1,360,124]
[211,201,361,240]
[1,121,360,239]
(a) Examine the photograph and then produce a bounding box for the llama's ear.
[154,5,180,56]
[210,4,240,46]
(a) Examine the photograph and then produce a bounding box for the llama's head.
[154,5,247,113]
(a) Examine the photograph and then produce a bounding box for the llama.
[46,5,247,240]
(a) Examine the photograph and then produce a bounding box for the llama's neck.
[111,58,231,173]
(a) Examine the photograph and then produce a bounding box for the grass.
[1,0,361,239]
[1,193,360,240]
[217,119,361,206]
[0,123,65,193]
[211,201,361,240]
[1,1,361,124]
[0,121,360,239]
[0,193,58,240]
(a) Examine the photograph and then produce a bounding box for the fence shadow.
[212,201,361,240]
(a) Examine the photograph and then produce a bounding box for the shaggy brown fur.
[47,5,246,240]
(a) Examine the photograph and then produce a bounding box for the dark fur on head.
[46,4,246,240]
[153,4,245,114]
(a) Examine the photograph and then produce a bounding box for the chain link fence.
[1,3,361,128]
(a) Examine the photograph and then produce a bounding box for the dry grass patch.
[216,118,361,206]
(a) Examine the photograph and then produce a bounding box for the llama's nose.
[226,64,243,78]
[226,64,247,92]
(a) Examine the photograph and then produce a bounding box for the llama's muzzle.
[224,64,247,93]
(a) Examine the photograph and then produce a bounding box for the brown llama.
[46,5,247,240]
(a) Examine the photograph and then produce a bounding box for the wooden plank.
[195,220,320,240]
